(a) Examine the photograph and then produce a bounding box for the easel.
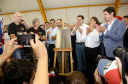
[53,20,73,76]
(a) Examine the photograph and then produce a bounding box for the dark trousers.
[49,44,58,68]
[99,43,106,56]
[23,47,33,62]
[71,35,77,70]
[85,46,100,84]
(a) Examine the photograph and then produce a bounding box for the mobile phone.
[17,34,35,47]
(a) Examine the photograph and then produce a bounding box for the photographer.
[1,34,49,84]
[94,57,128,84]
[8,12,27,59]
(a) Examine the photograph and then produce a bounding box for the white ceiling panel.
[46,9,67,23]
[117,5,128,17]
[0,1,8,14]
[1,15,12,25]
[19,0,39,11]
[25,11,44,27]
[0,0,23,13]
[62,0,89,7]
[89,0,113,5]
[66,7,88,24]
[120,0,128,3]
[42,0,67,9]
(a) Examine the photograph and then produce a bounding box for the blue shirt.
[48,27,58,44]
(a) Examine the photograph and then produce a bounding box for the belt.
[76,42,84,44]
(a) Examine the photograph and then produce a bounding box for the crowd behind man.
[0,6,128,84]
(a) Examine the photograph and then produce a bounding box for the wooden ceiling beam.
[37,0,48,23]
[114,0,120,15]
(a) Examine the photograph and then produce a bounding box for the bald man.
[69,24,75,32]
[8,12,27,59]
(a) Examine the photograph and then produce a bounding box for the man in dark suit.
[122,15,128,48]
[96,7,126,60]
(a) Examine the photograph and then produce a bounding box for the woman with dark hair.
[84,16,101,84]
[39,24,45,31]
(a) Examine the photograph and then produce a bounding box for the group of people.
[0,6,128,84]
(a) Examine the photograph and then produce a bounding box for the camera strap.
[122,55,127,84]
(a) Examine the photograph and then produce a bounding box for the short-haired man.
[20,20,29,30]
[8,12,27,59]
[45,22,50,31]
[96,7,126,60]
[122,15,128,48]
[69,24,75,32]
[71,15,89,73]
[56,19,63,29]
[47,19,58,68]
[53,19,69,72]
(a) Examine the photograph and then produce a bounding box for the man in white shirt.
[96,7,126,60]
[71,15,89,73]
[47,19,58,68]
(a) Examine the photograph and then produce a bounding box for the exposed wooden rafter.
[114,0,120,15]
[37,0,47,23]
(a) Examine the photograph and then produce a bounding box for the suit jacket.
[123,27,128,48]
[104,19,126,57]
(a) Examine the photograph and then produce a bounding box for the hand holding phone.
[17,34,35,47]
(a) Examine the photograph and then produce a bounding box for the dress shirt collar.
[108,18,116,26]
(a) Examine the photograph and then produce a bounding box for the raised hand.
[3,38,22,57]
[86,27,91,35]
[30,34,47,59]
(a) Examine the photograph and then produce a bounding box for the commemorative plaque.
[56,28,70,48]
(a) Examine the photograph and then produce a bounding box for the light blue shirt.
[48,27,58,44]
[46,28,51,44]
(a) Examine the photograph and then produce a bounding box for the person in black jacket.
[122,15,128,48]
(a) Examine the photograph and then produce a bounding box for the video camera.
[113,46,128,84]
[113,46,128,67]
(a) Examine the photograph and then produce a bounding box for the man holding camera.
[96,7,126,60]
[8,12,27,59]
